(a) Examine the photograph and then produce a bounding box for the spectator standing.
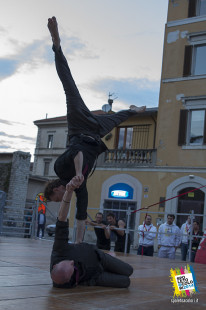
[180,216,192,261]
[190,221,203,262]
[158,214,181,259]
[37,210,46,239]
[106,213,131,253]
[137,215,157,256]
[86,212,110,250]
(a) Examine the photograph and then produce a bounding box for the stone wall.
[7,151,31,209]
[0,163,12,192]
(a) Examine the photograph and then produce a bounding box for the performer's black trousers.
[53,46,138,139]
[95,252,133,288]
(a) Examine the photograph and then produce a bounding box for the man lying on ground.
[50,176,133,288]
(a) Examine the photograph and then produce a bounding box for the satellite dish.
[102,104,111,112]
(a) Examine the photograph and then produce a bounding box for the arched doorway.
[99,174,142,246]
[165,176,206,230]
[177,187,204,230]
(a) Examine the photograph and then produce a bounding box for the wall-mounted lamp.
[189,175,195,179]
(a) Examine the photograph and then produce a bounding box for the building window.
[178,109,206,146]
[193,45,206,75]
[47,135,53,148]
[65,134,69,148]
[116,125,150,150]
[189,110,205,144]
[117,127,133,149]
[188,0,206,17]
[197,0,206,16]
[44,161,50,176]
[183,44,206,76]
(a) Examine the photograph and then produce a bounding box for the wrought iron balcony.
[97,148,157,168]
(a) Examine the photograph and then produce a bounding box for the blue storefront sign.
[109,183,133,199]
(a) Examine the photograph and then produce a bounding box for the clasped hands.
[66,175,84,192]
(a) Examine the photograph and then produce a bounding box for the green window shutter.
[183,46,193,77]
[188,0,197,17]
[178,110,188,146]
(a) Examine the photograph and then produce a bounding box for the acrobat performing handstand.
[44,16,146,243]
[50,176,133,288]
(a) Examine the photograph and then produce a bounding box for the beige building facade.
[154,0,206,233]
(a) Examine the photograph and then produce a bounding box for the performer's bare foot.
[48,16,61,49]
[129,105,146,113]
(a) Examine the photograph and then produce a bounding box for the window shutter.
[188,0,197,17]
[178,110,188,146]
[183,46,193,77]
[203,110,206,145]
[115,128,119,149]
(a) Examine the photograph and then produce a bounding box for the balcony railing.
[97,148,157,167]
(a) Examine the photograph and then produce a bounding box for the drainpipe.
[151,115,157,149]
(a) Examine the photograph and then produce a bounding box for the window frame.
[116,125,150,150]
[116,127,133,150]
[178,106,206,147]
[186,109,205,145]
[192,44,206,76]
[43,161,50,176]
[197,0,206,16]
[188,0,206,17]
[47,134,53,149]
[183,42,206,77]
[43,158,52,176]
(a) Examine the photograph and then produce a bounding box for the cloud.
[0,141,10,149]
[0,35,96,81]
[0,58,19,79]
[62,36,99,60]
[0,119,25,126]
[0,119,14,125]
[90,77,160,108]
[0,26,6,34]
[0,131,36,142]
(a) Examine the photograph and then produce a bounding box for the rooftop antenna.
[108,92,118,108]
[102,92,118,112]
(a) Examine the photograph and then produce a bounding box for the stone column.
[7,151,31,210]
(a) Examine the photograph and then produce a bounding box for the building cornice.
[162,74,206,83]
[167,15,206,28]
[95,166,206,173]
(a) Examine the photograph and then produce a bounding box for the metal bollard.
[124,207,131,254]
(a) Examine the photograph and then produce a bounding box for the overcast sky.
[0,0,168,160]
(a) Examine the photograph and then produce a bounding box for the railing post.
[124,207,131,254]
[0,191,6,235]
[31,202,36,239]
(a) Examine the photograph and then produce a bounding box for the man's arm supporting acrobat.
[58,176,84,222]
[74,151,84,182]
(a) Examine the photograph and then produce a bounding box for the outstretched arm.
[58,176,83,222]
[109,220,125,237]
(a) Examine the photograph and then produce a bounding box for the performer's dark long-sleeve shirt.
[50,220,104,288]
